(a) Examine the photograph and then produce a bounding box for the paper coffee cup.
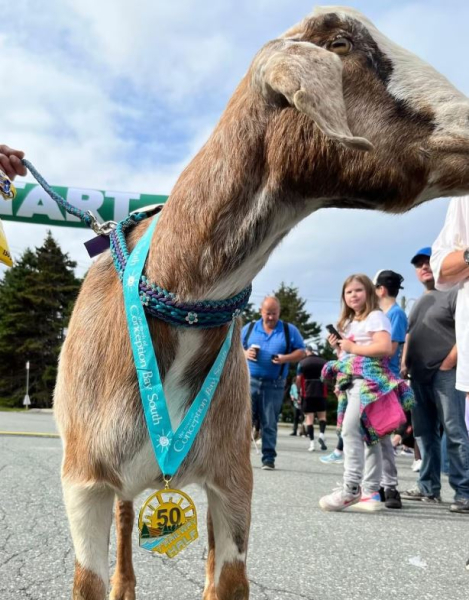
[250,344,260,361]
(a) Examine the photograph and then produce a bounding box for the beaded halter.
[109,210,252,329]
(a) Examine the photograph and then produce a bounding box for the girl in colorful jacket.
[319,274,413,512]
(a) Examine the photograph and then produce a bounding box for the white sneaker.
[319,485,361,512]
[308,440,316,452]
[411,459,422,472]
[347,491,383,512]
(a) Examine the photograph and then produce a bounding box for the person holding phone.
[242,296,305,470]
[319,274,400,512]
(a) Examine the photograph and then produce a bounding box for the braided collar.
[110,210,251,329]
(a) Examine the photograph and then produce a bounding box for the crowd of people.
[243,199,469,514]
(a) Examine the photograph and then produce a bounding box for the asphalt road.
[0,409,57,436]
[0,411,468,600]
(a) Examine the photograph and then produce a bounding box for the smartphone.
[326,324,342,340]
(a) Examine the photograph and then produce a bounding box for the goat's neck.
[146,84,311,302]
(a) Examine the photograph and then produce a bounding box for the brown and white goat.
[54,5,469,600]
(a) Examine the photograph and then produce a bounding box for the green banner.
[0,181,168,228]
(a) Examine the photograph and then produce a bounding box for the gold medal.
[138,484,198,558]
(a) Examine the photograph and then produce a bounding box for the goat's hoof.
[229,587,249,600]
[109,580,136,600]
[205,585,248,600]
[202,585,218,600]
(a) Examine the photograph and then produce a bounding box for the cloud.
[62,0,247,103]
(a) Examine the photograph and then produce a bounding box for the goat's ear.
[252,40,374,152]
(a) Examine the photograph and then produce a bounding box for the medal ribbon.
[123,215,235,477]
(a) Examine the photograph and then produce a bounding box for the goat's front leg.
[203,465,253,600]
[63,479,115,600]
[203,509,217,599]
[110,500,136,600]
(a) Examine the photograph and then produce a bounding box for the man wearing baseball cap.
[374,270,406,377]
[401,246,469,512]
[363,269,408,510]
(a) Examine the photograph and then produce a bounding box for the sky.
[1,0,468,335]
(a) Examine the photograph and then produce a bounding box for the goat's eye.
[328,37,353,55]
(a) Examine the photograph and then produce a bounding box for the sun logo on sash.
[126,275,137,288]
[156,432,172,450]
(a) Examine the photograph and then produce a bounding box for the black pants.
[292,406,304,434]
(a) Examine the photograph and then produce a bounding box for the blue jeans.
[411,369,469,499]
[250,377,286,465]
[441,431,450,475]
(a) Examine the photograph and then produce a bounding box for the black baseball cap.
[374,270,404,290]
[410,246,432,265]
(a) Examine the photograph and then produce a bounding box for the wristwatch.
[464,248,469,266]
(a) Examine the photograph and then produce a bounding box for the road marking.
[0,431,60,438]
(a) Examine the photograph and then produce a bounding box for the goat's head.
[249,5,469,213]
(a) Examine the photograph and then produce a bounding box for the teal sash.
[123,215,235,477]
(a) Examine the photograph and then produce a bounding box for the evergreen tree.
[274,282,321,342]
[242,283,322,343]
[0,232,81,407]
[240,301,259,325]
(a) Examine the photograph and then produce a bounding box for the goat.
[54,5,469,600]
